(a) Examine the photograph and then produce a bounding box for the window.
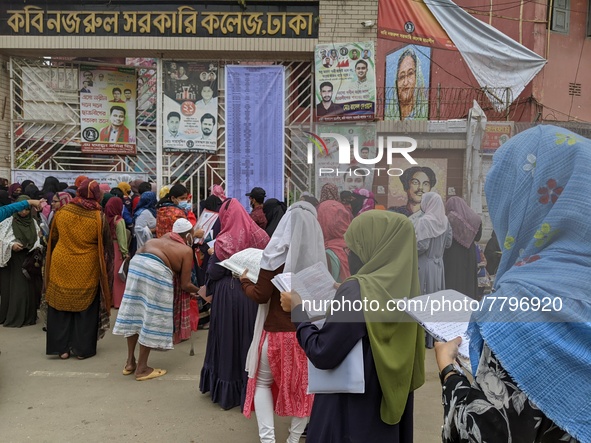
[551,0,570,33]
[587,0,591,36]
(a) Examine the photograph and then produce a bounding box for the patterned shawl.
[317,200,352,281]
[215,198,269,261]
[72,179,102,211]
[319,183,339,202]
[210,184,227,200]
[445,196,481,248]
[353,188,375,215]
[469,125,591,442]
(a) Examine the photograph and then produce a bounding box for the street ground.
[0,310,443,442]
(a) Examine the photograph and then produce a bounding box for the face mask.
[177,200,191,211]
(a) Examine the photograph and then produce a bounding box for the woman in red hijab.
[105,197,128,308]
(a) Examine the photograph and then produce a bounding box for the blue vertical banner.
[225,66,285,211]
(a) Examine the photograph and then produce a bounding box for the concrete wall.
[318,0,378,43]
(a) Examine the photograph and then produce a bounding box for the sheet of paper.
[207,239,216,249]
[195,210,219,244]
[217,248,263,283]
[403,290,474,361]
[271,263,336,317]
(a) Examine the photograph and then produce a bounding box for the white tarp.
[424,0,546,111]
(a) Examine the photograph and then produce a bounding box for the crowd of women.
[0,125,588,443]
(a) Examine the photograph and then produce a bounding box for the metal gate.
[9,57,313,203]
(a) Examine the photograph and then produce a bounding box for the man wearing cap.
[113,218,200,381]
[246,187,267,229]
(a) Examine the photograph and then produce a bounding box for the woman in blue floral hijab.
[435,125,591,442]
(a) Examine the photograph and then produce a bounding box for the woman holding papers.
[316,199,352,282]
[240,201,324,443]
[199,198,270,410]
[435,126,588,442]
[443,196,482,299]
[286,210,425,443]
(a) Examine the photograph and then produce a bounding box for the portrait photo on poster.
[314,41,376,122]
[384,44,431,121]
[162,60,219,153]
[387,159,448,217]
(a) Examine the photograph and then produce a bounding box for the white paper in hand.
[217,248,263,283]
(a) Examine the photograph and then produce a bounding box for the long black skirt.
[46,293,100,359]
[0,249,41,328]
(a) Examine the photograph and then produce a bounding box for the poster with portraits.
[387,159,447,215]
[314,41,376,122]
[163,61,218,153]
[313,123,377,196]
[126,57,157,127]
[79,66,137,155]
[384,44,431,121]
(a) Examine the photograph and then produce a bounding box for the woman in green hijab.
[0,195,43,327]
[284,210,425,442]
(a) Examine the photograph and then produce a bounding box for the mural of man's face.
[397,55,417,105]
[360,148,370,159]
[408,171,431,205]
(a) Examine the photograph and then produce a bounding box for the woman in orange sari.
[45,180,112,360]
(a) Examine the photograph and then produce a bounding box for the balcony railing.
[376,86,517,121]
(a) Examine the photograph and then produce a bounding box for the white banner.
[12,170,148,189]
[424,0,546,110]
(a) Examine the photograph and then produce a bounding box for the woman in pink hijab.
[210,184,227,201]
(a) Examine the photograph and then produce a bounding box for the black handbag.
[22,248,44,280]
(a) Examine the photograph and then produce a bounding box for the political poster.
[163,61,218,153]
[313,123,377,195]
[314,41,376,122]
[79,66,137,155]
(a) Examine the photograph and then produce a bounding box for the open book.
[271,262,336,317]
[217,248,263,283]
[403,289,473,362]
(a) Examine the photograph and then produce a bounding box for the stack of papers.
[217,248,263,283]
[271,262,337,317]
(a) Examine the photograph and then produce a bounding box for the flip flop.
[122,367,136,376]
[135,368,167,381]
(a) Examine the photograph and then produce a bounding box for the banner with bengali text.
[79,66,137,155]
[314,41,376,122]
[163,61,218,153]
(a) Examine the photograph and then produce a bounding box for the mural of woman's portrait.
[385,44,431,121]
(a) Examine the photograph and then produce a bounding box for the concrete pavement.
[0,311,444,442]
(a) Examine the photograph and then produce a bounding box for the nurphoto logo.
[306,132,419,177]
